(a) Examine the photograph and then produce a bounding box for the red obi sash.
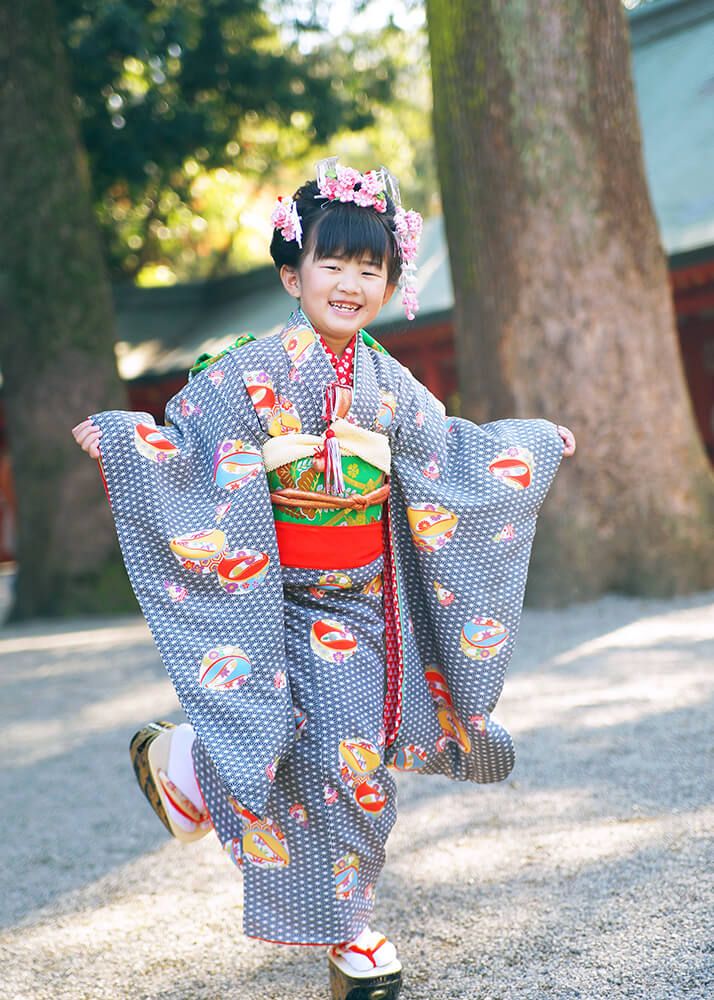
[275,520,383,570]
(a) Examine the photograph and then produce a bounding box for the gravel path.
[1,591,712,1000]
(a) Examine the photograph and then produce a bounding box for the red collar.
[317,333,356,388]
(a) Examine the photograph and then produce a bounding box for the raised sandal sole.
[129,721,176,836]
[328,956,402,1000]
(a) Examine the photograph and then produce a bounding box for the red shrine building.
[1,0,713,560]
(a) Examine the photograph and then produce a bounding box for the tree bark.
[426,0,714,603]
[0,0,134,619]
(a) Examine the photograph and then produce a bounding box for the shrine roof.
[114,215,453,380]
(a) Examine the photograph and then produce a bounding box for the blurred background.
[1,0,712,621]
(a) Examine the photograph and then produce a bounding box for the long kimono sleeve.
[384,366,563,783]
[92,353,294,815]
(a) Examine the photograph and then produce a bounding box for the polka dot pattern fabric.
[318,333,356,387]
[94,307,564,943]
[377,370,564,784]
[193,556,395,945]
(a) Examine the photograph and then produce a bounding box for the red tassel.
[323,428,344,496]
[319,382,344,494]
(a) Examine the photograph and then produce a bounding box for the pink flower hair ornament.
[270,195,303,248]
[270,157,423,320]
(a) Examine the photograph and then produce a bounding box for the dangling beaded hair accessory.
[381,167,423,322]
[270,157,424,320]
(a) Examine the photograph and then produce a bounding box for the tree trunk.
[0,0,134,619]
[426,0,714,603]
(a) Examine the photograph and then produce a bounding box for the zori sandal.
[328,928,402,1000]
[129,721,212,843]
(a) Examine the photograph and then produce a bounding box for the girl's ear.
[381,282,398,306]
[280,265,301,300]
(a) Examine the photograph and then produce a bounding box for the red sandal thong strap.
[157,769,211,825]
[334,936,388,969]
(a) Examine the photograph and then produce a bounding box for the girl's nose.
[336,274,360,293]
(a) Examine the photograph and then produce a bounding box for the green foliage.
[56,0,409,280]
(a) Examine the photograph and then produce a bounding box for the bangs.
[311,203,399,280]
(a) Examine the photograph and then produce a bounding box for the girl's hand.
[72,418,102,460]
[556,424,576,458]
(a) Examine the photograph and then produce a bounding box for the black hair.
[270,179,401,284]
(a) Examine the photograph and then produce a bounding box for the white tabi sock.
[336,926,398,974]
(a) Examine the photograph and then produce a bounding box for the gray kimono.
[94,309,563,943]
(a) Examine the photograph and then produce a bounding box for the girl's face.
[280,248,396,352]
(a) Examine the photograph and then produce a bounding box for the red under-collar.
[317,333,356,388]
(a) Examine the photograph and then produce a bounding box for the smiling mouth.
[329,301,361,313]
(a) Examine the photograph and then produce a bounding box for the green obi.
[268,454,385,526]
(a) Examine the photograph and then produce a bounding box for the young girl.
[73,158,575,1000]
